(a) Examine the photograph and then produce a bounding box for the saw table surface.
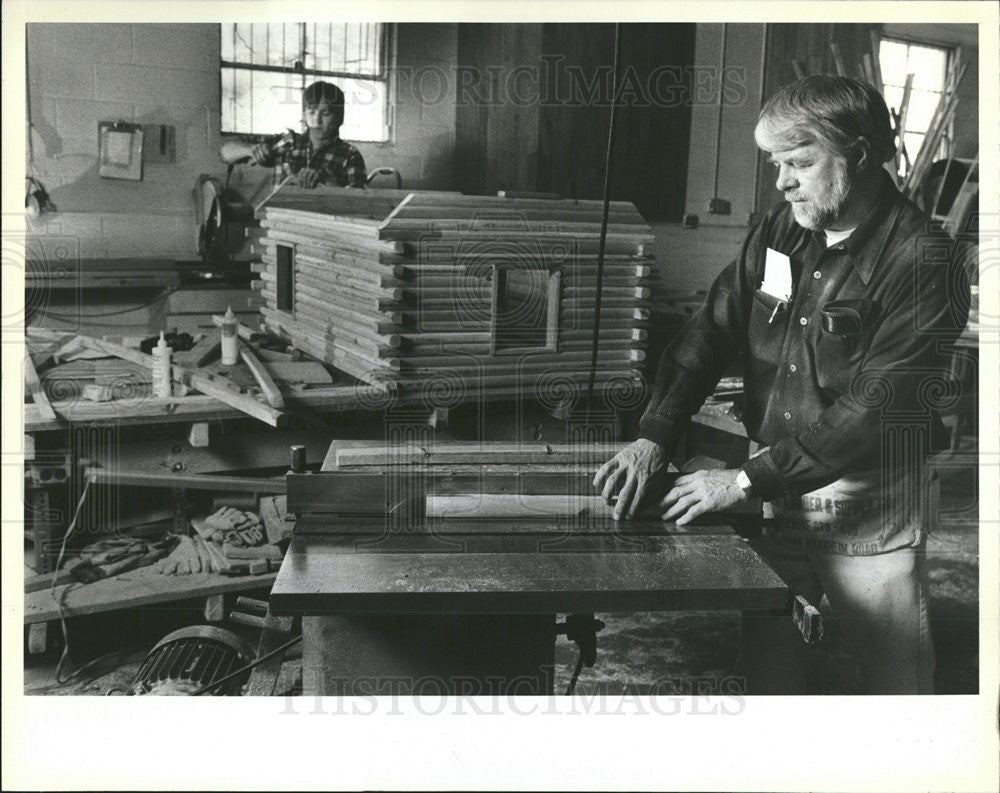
[273,440,788,694]
[271,520,787,615]
[272,440,788,615]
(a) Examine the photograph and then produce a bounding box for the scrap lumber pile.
[24,326,340,429]
[254,188,655,405]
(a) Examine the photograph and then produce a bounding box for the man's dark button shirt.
[638,172,969,501]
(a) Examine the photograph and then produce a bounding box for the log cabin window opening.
[490,266,561,355]
[220,23,392,142]
[276,244,295,312]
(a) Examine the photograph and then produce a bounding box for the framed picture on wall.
[98,120,143,180]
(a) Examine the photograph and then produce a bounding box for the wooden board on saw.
[287,468,679,515]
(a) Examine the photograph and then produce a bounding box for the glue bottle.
[152,331,172,398]
[221,306,239,365]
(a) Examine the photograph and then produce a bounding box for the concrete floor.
[24,441,979,697]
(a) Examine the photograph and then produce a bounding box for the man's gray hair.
[755,75,896,168]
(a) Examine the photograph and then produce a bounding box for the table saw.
[270,441,789,695]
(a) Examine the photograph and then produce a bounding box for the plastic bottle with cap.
[152,331,173,398]
[221,306,239,365]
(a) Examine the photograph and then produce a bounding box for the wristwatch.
[736,468,756,498]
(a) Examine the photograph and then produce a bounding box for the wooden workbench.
[23,567,277,625]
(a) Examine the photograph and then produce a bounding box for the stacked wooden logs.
[254,188,654,408]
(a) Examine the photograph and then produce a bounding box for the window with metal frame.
[220,23,391,142]
[878,37,955,177]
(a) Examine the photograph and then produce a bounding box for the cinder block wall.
[26,23,459,260]
[27,24,222,258]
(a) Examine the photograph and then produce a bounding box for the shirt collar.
[808,171,905,285]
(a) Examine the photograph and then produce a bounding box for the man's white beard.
[788,165,852,231]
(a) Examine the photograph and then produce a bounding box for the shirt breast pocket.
[816,299,877,394]
[749,288,790,366]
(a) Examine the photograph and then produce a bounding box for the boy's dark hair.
[302,81,345,126]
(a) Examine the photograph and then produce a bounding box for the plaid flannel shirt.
[255,131,367,188]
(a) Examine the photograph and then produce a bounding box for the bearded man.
[594,76,969,694]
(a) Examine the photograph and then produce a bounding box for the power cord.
[585,22,624,412]
[36,286,181,321]
[51,477,91,684]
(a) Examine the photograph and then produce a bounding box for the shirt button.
[789,364,797,373]
[813,271,822,279]
[799,317,808,326]
[784,411,792,420]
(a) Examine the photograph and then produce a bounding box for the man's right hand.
[593,438,668,520]
[219,140,258,165]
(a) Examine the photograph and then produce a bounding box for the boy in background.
[220,80,367,188]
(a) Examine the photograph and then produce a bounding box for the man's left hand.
[657,469,747,525]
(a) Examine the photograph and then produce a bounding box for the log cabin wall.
[254,189,655,402]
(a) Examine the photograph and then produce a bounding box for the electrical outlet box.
[143,124,176,163]
[708,197,731,215]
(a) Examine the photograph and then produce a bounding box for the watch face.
[737,470,751,489]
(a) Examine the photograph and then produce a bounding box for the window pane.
[883,85,904,114]
[907,43,948,91]
[879,39,909,86]
[221,68,235,131]
[905,89,943,133]
[903,131,926,162]
[282,24,301,68]
[310,23,333,74]
[221,67,303,135]
[232,23,253,63]
[220,24,234,61]
[250,24,269,66]
[305,23,380,76]
[220,23,389,141]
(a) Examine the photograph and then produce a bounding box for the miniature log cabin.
[253,187,655,405]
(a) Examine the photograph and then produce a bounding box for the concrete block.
[132,24,217,71]
[55,98,135,141]
[101,213,194,257]
[95,63,218,108]
[31,59,96,101]
[26,214,104,260]
[28,24,133,68]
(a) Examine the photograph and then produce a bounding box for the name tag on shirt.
[761,248,793,302]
